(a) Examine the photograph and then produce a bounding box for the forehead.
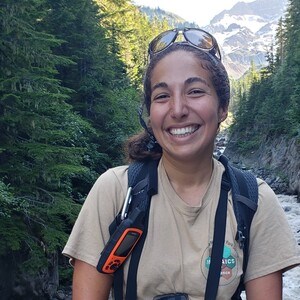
[151,50,213,86]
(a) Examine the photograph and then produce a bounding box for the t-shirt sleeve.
[62,166,128,267]
[244,179,300,282]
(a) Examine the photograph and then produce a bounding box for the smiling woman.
[62,27,300,300]
[149,50,226,166]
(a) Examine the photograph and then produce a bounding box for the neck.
[161,155,214,206]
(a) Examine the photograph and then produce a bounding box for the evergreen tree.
[230,0,300,153]
[0,0,93,292]
[284,0,300,132]
[264,43,276,75]
[274,17,286,65]
[97,0,170,85]
[43,0,141,171]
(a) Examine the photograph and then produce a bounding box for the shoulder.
[100,165,129,181]
[256,178,279,208]
[93,165,129,191]
[82,165,129,213]
[245,178,300,282]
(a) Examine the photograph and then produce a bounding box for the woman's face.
[149,50,227,163]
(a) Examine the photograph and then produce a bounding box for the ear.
[218,106,228,123]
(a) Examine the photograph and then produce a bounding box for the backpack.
[100,155,258,300]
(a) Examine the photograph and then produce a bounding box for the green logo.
[205,245,236,280]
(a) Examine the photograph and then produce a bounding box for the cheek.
[194,101,220,120]
[149,105,162,127]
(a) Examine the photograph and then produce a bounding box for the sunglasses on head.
[148,28,221,60]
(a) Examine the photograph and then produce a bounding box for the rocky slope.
[224,135,300,197]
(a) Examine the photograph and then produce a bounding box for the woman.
[63,28,300,299]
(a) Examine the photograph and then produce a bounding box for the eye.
[152,93,169,102]
[188,88,205,96]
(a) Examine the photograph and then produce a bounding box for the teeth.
[169,126,198,136]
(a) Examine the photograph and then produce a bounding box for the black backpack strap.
[113,159,159,300]
[230,166,258,299]
[218,155,258,299]
[204,172,231,300]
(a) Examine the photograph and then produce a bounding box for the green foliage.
[230,0,300,150]
[97,0,171,86]
[0,0,95,278]
[0,180,15,218]
[0,182,31,261]
[43,0,144,171]
[98,85,141,165]
[0,213,28,254]
[235,138,262,155]
[20,241,49,276]
[0,0,165,289]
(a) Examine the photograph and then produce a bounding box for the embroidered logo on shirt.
[201,241,239,285]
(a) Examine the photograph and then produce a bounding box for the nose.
[170,94,189,119]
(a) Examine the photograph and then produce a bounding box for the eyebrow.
[151,82,168,93]
[185,77,209,86]
[151,77,209,93]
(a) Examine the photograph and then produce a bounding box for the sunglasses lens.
[184,29,214,50]
[148,28,221,60]
[149,31,177,54]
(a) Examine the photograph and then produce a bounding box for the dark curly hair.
[125,42,230,162]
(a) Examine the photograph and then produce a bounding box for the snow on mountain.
[216,14,267,33]
[204,0,288,78]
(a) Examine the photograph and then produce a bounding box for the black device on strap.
[101,155,258,300]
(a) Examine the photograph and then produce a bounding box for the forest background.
[0,0,299,298]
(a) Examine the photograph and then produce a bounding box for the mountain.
[137,0,287,79]
[205,0,288,78]
[137,6,199,29]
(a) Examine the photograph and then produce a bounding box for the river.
[241,194,300,299]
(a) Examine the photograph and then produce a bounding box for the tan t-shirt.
[63,159,300,299]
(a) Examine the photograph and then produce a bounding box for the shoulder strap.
[204,172,231,300]
[113,159,159,300]
[219,155,258,299]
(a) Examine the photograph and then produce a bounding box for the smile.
[169,125,199,137]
